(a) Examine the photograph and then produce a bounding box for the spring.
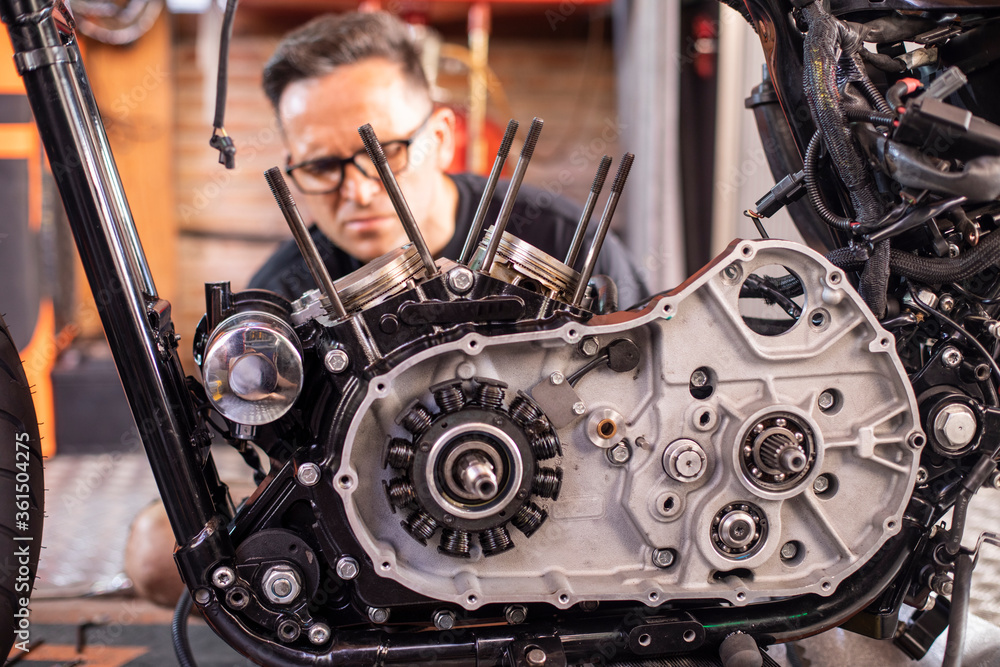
[532,467,563,500]
[384,477,417,510]
[512,501,547,537]
[399,402,433,436]
[479,524,514,556]
[509,393,542,426]
[383,437,416,470]
[402,510,438,545]
[475,378,507,410]
[433,381,466,414]
[438,528,472,558]
[530,426,561,461]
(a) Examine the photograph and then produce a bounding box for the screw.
[336,556,359,581]
[433,609,456,630]
[325,349,350,373]
[549,371,565,385]
[447,266,475,294]
[690,369,709,387]
[948,243,960,258]
[308,623,331,645]
[916,467,929,484]
[580,337,600,356]
[941,346,963,368]
[297,462,321,487]
[813,475,830,494]
[212,566,236,589]
[194,588,211,605]
[368,607,390,624]
[818,391,836,411]
[572,401,586,415]
[608,442,631,464]
[652,548,675,568]
[525,647,547,667]
[780,542,799,561]
[505,604,528,624]
[939,294,955,312]
[262,565,301,605]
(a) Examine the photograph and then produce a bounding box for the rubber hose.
[947,493,971,557]
[860,238,890,317]
[172,590,199,667]
[859,47,906,73]
[942,552,975,667]
[843,105,896,127]
[804,131,853,230]
[801,2,885,225]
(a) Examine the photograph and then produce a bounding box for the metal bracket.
[14,44,75,74]
[628,614,705,654]
[508,636,567,667]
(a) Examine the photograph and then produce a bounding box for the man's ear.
[431,106,457,172]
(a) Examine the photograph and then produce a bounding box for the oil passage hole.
[739,265,804,336]
[598,419,617,439]
[638,634,651,647]
[663,497,675,512]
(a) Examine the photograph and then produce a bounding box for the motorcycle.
[2,0,1000,664]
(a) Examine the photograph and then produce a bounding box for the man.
[251,11,647,307]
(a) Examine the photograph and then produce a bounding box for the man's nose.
[340,163,381,205]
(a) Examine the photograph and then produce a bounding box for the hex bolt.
[262,565,302,605]
[916,467,929,484]
[812,475,830,494]
[433,609,456,630]
[525,647,547,667]
[780,542,799,561]
[931,573,954,597]
[324,348,350,374]
[608,442,631,465]
[549,371,565,385]
[297,462,322,487]
[212,566,236,589]
[817,391,836,411]
[580,337,600,357]
[941,346,963,369]
[572,401,586,415]
[690,369,709,388]
[933,404,978,451]
[368,606,390,624]
[505,604,528,625]
[194,588,212,605]
[447,266,475,294]
[336,556,360,581]
[308,623,331,645]
[652,548,675,569]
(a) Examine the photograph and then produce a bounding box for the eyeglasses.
[285,112,434,195]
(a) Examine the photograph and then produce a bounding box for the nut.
[652,548,675,568]
[447,266,475,294]
[336,556,360,581]
[262,565,301,605]
[212,566,236,589]
[308,623,331,645]
[297,462,321,487]
[324,349,350,374]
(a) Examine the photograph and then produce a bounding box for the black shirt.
[249,173,649,308]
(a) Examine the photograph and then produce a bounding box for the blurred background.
[7,0,995,644]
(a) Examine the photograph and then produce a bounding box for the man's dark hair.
[262,12,429,111]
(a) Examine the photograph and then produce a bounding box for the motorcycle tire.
[0,313,43,658]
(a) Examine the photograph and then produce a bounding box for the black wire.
[949,281,1000,305]
[171,590,198,667]
[209,0,239,168]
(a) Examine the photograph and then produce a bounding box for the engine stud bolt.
[505,604,528,624]
[335,556,359,581]
[324,349,350,374]
[308,623,331,645]
[652,548,675,568]
[368,606,390,624]
[297,462,321,487]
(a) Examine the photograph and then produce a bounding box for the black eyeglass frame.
[284,111,436,195]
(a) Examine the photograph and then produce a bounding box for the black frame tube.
[1,0,219,545]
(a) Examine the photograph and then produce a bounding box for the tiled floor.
[33,447,1000,625]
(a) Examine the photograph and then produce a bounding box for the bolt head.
[948,243,960,258]
[336,556,359,581]
[652,548,675,568]
[580,337,600,356]
[934,404,978,450]
[447,266,475,294]
[525,647,547,667]
[433,609,456,630]
[194,588,212,605]
[941,346,963,368]
[308,623,331,645]
[572,401,586,415]
[813,475,830,494]
[690,370,709,388]
[780,542,799,560]
[916,467,929,484]
[297,462,322,487]
[505,604,528,624]
[609,443,631,464]
[212,566,235,589]
[324,349,350,373]
[818,391,836,411]
[368,606,390,624]
[939,294,956,312]
[262,565,301,605]
[549,371,565,385]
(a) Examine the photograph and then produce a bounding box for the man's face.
[279,58,453,262]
